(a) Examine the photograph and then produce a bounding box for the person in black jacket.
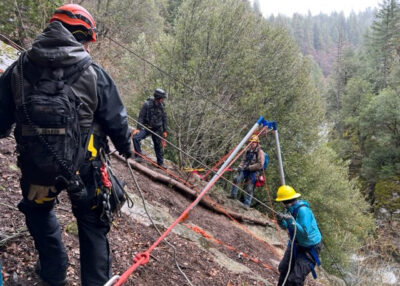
[132,88,168,167]
[0,4,132,286]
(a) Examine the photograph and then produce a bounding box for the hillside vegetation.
[3,0,399,284]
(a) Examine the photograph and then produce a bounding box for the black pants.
[277,243,321,286]
[133,128,163,165]
[18,160,111,286]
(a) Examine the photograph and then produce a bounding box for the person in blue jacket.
[275,185,322,286]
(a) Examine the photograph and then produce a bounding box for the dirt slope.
[0,135,330,286]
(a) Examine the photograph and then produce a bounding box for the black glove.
[55,175,87,206]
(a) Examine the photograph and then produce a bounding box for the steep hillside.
[0,135,332,285]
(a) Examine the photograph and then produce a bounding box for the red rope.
[115,127,281,285]
[132,129,281,254]
[130,143,281,256]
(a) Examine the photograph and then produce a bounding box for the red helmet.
[50,4,97,42]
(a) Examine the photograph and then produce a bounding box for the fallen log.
[112,153,274,227]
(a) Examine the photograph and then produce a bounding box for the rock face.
[0,41,19,73]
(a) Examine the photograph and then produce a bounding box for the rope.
[123,158,194,286]
[281,217,296,286]
[104,35,244,122]
[104,152,134,210]
[0,33,25,51]
[113,144,243,285]
[127,148,281,258]
[129,117,280,215]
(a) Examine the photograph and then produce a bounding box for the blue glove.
[278,213,292,220]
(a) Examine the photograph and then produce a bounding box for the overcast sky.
[256,0,381,17]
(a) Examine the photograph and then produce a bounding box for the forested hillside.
[1,0,399,284]
[268,9,376,76]
[324,0,400,250]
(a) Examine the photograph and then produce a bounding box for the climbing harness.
[95,149,134,223]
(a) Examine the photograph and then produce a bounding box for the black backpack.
[145,98,165,129]
[14,53,92,186]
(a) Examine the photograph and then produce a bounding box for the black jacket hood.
[27,21,90,67]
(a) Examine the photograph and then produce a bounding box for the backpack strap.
[64,57,93,85]
[291,203,307,219]
[72,124,94,172]
[287,203,307,239]
[308,245,321,278]
[144,98,153,125]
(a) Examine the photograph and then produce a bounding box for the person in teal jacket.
[275,185,322,286]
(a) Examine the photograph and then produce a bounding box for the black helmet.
[154,88,166,100]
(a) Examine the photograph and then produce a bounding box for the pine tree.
[368,0,400,90]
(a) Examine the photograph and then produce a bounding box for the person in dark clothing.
[0,4,132,286]
[229,134,265,209]
[132,88,168,167]
[275,185,322,286]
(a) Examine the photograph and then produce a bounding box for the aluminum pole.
[274,129,285,185]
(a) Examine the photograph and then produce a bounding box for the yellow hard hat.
[275,185,301,202]
[249,135,259,143]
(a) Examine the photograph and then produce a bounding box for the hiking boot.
[158,163,167,169]
[240,202,250,210]
[135,156,143,163]
[35,261,67,286]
